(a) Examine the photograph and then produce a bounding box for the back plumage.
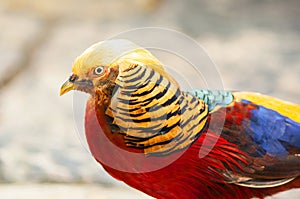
[60,39,300,199]
[191,90,300,183]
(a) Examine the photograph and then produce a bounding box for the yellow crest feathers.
[72,39,166,77]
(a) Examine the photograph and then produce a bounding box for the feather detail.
[234,177,295,188]
[234,92,300,123]
[187,89,234,111]
[104,64,209,155]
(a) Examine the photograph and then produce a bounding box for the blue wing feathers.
[191,90,300,179]
[279,120,300,148]
[242,99,300,158]
[189,90,300,158]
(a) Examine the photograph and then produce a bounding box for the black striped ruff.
[105,64,208,156]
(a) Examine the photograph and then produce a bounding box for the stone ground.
[0,0,299,198]
[0,184,152,199]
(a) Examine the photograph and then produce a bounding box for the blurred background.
[0,0,299,198]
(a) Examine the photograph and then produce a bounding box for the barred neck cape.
[104,64,208,155]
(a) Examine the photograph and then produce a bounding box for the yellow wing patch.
[233,92,300,123]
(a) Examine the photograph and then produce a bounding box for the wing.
[188,90,300,188]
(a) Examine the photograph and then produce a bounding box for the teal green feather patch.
[186,89,233,111]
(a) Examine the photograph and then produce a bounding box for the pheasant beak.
[60,79,75,96]
[60,74,79,96]
[60,74,94,96]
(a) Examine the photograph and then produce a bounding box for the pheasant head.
[60,39,175,95]
[60,39,207,155]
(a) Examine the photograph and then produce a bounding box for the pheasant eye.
[94,66,104,75]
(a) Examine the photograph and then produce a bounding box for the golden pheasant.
[60,39,300,199]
